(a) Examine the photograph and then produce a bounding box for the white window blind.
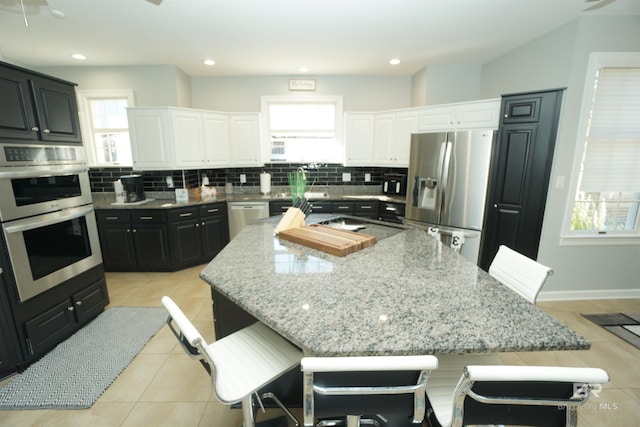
[570,61,640,235]
[579,68,640,193]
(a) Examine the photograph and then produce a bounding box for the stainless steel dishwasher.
[227,201,269,240]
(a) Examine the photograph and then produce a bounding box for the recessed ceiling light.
[50,8,65,19]
[389,58,401,65]
[298,66,309,73]
[203,59,215,66]
[71,53,86,60]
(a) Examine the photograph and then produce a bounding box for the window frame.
[77,89,135,167]
[561,52,640,246]
[260,95,344,164]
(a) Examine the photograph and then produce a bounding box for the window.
[566,53,640,242]
[261,96,343,163]
[77,90,135,167]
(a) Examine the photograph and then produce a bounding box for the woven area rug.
[582,312,640,349]
[0,306,167,410]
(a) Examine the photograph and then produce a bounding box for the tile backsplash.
[89,163,408,193]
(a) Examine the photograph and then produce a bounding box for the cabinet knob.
[201,222,205,226]
[43,129,50,134]
[195,223,200,227]
[67,306,74,312]
[31,126,39,132]
[76,301,82,306]
[127,229,131,232]
[504,114,508,118]
[494,204,498,208]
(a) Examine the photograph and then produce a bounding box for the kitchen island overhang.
[200,215,590,357]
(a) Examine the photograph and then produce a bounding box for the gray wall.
[190,75,411,112]
[479,15,640,298]
[36,65,192,107]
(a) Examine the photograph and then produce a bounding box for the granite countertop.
[199,215,590,357]
[92,188,406,210]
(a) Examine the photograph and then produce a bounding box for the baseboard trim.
[538,288,640,301]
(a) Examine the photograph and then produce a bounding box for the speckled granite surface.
[91,188,405,210]
[200,216,590,357]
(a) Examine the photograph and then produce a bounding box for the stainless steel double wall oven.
[0,143,102,302]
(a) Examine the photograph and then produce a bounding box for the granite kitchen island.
[199,215,589,357]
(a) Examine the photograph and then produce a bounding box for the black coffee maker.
[120,174,145,203]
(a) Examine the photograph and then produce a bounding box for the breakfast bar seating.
[161,296,302,427]
[199,215,594,424]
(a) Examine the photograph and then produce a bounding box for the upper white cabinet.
[344,113,375,166]
[373,110,417,166]
[202,112,231,167]
[417,99,501,131]
[127,107,261,170]
[230,113,262,166]
[128,108,175,170]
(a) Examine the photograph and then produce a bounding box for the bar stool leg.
[242,394,256,427]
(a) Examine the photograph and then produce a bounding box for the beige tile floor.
[0,265,638,426]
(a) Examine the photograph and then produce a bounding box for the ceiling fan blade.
[583,0,617,12]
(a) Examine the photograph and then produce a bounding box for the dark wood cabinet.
[23,277,108,360]
[0,268,21,379]
[200,204,229,260]
[96,210,170,271]
[378,201,405,223]
[479,89,564,270]
[169,202,228,269]
[97,203,229,272]
[0,61,82,143]
[354,200,378,219]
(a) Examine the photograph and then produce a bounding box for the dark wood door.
[133,224,171,270]
[30,77,82,143]
[479,89,564,270]
[0,269,21,378]
[171,219,204,268]
[0,67,38,141]
[200,204,229,260]
[98,223,137,270]
[24,299,76,357]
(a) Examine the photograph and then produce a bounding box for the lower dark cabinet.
[0,269,20,379]
[97,210,171,271]
[169,203,229,269]
[21,275,109,362]
[97,203,229,272]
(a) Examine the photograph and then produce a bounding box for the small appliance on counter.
[382,173,407,196]
[120,174,145,203]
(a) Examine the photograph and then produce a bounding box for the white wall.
[190,75,411,112]
[479,15,640,298]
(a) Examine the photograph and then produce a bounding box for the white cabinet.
[373,110,418,166]
[230,113,261,166]
[417,99,500,131]
[128,108,262,170]
[128,108,174,170]
[344,113,375,166]
[202,112,231,167]
[171,109,205,168]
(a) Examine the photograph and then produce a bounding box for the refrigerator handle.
[440,141,453,215]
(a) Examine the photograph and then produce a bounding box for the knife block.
[274,207,306,234]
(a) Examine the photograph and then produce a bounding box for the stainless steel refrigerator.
[404,130,494,264]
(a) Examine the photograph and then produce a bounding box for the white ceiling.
[1,0,639,77]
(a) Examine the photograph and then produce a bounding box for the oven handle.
[0,166,88,179]
[3,206,94,234]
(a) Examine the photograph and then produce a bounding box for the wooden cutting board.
[277,224,376,256]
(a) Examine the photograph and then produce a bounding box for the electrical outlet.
[239,174,246,184]
[365,173,371,182]
[342,173,351,182]
[166,176,174,188]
